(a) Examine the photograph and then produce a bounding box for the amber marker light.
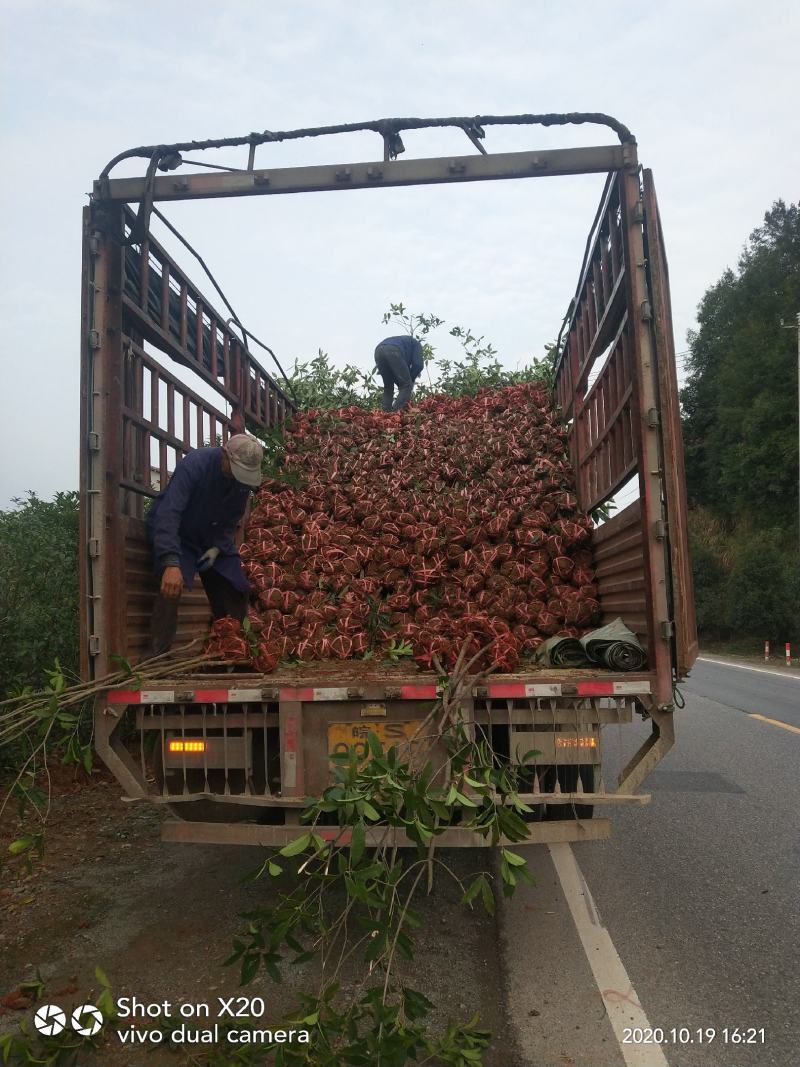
[555,736,598,749]
[168,740,206,753]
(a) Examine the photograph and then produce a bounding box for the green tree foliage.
[0,492,80,696]
[681,200,800,643]
[283,303,557,410]
[682,200,800,530]
[689,509,799,643]
[726,535,799,643]
[286,349,382,410]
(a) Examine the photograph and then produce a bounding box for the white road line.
[549,843,669,1067]
[696,656,800,682]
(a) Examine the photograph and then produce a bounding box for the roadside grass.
[699,640,800,674]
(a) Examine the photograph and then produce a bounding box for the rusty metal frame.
[81,205,127,673]
[641,171,698,677]
[94,693,618,848]
[161,819,611,847]
[552,165,692,705]
[96,146,628,204]
[94,686,654,848]
[83,112,693,842]
[97,110,636,192]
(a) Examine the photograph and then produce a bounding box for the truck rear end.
[80,113,696,845]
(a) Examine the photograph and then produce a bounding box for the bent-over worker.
[146,434,263,654]
[373,335,425,411]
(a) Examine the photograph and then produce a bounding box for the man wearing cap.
[146,434,263,654]
[374,335,425,411]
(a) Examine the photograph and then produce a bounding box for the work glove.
[198,547,220,573]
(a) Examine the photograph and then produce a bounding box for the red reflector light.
[168,740,206,753]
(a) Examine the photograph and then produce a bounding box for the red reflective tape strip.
[576,682,615,696]
[107,690,141,704]
[279,687,314,701]
[486,684,528,698]
[192,689,230,702]
[318,827,350,843]
[400,685,438,699]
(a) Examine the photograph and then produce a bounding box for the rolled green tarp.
[580,617,647,671]
[534,635,590,668]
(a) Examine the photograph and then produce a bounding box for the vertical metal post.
[81,203,125,679]
[620,163,673,704]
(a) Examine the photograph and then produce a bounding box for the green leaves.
[384,638,414,663]
[0,491,80,701]
[8,834,38,856]
[499,848,533,897]
[279,833,312,857]
[220,665,551,1064]
[461,873,495,917]
[281,303,556,418]
[350,820,366,865]
[359,800,380,822]
[94,966,115,1019]
[6,830,43,873]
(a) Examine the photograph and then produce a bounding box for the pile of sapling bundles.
[206,384,600,672]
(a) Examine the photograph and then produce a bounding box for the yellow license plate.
[328,720,422,759]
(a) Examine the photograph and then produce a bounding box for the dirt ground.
[0,768,516,1066]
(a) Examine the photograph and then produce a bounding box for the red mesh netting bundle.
[206,383,601,671]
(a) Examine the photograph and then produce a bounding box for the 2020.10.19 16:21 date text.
[622,1028,766,1045]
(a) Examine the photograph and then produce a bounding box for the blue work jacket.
[380,335,425,379]
[146,447,252,592]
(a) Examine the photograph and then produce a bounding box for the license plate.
[328,720,422,759]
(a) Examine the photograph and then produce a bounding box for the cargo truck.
[80,112,697,847]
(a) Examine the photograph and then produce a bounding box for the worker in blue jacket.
[146,434,263,654]
[374,335,425,411]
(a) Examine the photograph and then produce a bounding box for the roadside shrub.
[691,542,729,638]
[0,492,80,696]
[725,535,799,644]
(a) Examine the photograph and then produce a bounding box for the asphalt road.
[686,656,800,729]
[504,657,800,1067]
[3,657,797,1067]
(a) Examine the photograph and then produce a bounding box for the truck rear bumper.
[161,818,611,847]
[95,674,670,845]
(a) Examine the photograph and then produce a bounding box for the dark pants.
[150,567,248,656]
[374,344,413,411]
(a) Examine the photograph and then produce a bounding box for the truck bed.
[105,658,655,702]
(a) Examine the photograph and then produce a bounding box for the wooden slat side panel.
[123,517,211,661]
[590,501,648,652]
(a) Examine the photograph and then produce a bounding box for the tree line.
[681,199,800,643]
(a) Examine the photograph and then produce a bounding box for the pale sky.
[1,0,798,506]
